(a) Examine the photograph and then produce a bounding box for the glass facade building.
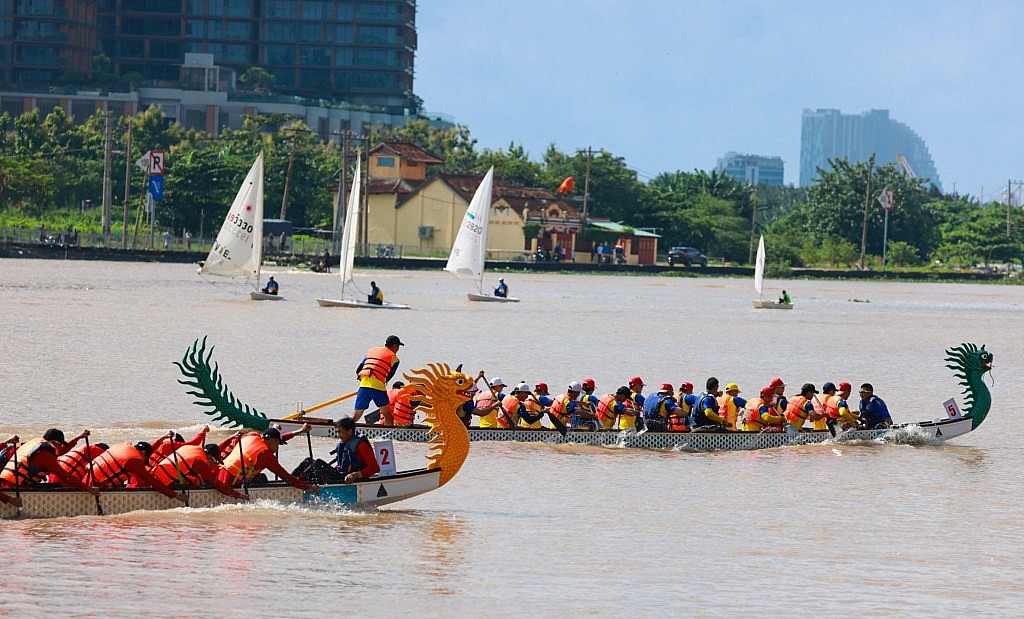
[0,0,419,114]
[799,108,941,190]
[715,152,785,187]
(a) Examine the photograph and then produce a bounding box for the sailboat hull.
[250,291,284,301]
[467,293,519,303]
[316,298,410,309]
[753,300,792,310]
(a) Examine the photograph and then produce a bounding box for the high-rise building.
[799,108,941,190]
[0,0,419,114]
[715,152,785,186]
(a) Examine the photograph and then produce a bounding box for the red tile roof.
[368,141,444,164]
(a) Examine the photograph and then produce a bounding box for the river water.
[2,259,1023,617]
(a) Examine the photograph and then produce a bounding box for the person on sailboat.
[778,290,792,304]
[262,276,279,295]
[353,335,403,424]
[368,281,383,305]
[494,278,508,298]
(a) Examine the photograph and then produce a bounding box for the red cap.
[659,383,674,392]
[769,377,785,389]
[629,376,644,387]
[760,386,774,398]
[582,378,595,389]
[838,381,852,392]
[679,381,694,394]
[534,382,548,393]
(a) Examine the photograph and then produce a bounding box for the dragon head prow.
[943,343,993,430]
[403,363,471,487]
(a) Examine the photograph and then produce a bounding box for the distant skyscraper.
[799,108,941,190]
[715,152,785,186]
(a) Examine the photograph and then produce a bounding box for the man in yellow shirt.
[353,335,403,424]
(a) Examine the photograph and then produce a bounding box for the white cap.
[513,382,531,393]
[490,377,505,387]
[568,381,582,392]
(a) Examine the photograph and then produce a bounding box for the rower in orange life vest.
[784,383,819,431]
[387,381,421,427]
[740,386,784,431]
[84,437,187,502]
[691,377,729,430]
[669,382,698,431]
[642,383,686,432]
[217,427,319,493]
[457,371,500,428]
[810,382,843,431]
[0,429,100,498]
[716,382,748,431]
[50,439,109,484]
[500,383,546,429]
[831,382,860,428]
[146,425,210,466]
[333,416,380,483]
[768,377,788,419]
[562,381,600,430]
[0,435,21,507]
[150,438,249,500]
[578,378,600,421]
[594,386,634,430]
[353,335,404,425]
[521,382,553,429]
[476,377,507,429]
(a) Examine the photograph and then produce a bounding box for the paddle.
[84,431,103,516]
[11,437,21,516]
[361,405,389,426]
[479,373,517,433]
[812,395,837,438]
[167,432,189,507]
[281,390,358,420]
[236,434,250,497]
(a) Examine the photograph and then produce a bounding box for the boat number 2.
[377,447,390,465]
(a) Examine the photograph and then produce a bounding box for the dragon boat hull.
[0,467,443,520]
[271,416,976,451]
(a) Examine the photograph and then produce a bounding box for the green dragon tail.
[175,336,270,431]
[944,343,993,431]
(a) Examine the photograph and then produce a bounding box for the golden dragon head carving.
[403,363,472,487]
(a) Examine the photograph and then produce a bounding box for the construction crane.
[896,153,917,178]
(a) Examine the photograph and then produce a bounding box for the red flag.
[557,176,574,193]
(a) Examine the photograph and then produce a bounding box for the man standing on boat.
[858,383,893,429]
[494,278,508,298]
[333,417,380,484]
[353,335,403,424]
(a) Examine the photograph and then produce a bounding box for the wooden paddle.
[167,432,190,507]
[236,434,250,496]
[281,390,358,421]
[84,431,103,516]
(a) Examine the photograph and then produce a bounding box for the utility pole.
[858,160,873,270]
[122,116,132,249]
[1008,179,1013,238]
[748,189,759,264]
[101,110,113,244]
[279,130,298,220]
[581,146,592,227]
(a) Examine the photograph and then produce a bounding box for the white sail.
[338,154,362,296]
[754,234,765,295]
[201,153,264,283]
[445,167,494,289]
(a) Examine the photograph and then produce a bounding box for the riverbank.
[0,240,1006,282]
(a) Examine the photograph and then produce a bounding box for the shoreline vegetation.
[0,237,1009,283]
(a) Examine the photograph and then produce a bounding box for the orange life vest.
[548,394,572,425]
[0,439,51,486]
[151,445,208,487]
[389,386,418,426]
[220,434,271,484]
[668,413,688,432]
[358,347,396,383]
[475,392,500,428]
[499,395,521,429]
[821,394,840,419]
[741,397,766,430]
[784,395,811,427]
[56,444,105,481]
[717,395,741,430]
[89,443,145,487]
[596,394,619,428]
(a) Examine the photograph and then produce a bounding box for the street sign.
[149,176,164,201]
[148,150,165,175]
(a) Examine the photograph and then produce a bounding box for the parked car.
[667,247,708,267]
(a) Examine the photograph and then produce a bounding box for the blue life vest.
[335,434,370,475]
[691,392,720,427]
[859,395,890,429]
[642,393,668,419]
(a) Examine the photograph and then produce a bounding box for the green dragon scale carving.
[944,342,993,430]
[175,337,271,431]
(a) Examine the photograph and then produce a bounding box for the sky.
[414,1,1024,200]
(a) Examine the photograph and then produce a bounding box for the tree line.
[1,106,1021,269]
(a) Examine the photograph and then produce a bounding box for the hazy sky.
[415,1,1023,199]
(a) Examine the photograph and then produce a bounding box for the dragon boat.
[188,342,993,453]
[1,347,471,520]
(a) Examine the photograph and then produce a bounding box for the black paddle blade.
[363,409,381,425]
[548,412,568,437]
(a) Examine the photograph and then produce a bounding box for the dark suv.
[667,247,708,267]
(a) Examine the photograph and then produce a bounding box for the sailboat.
[200,152,281,301]
[445,167,519,302]
[316,153,410,309]
[752,234,792,310]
